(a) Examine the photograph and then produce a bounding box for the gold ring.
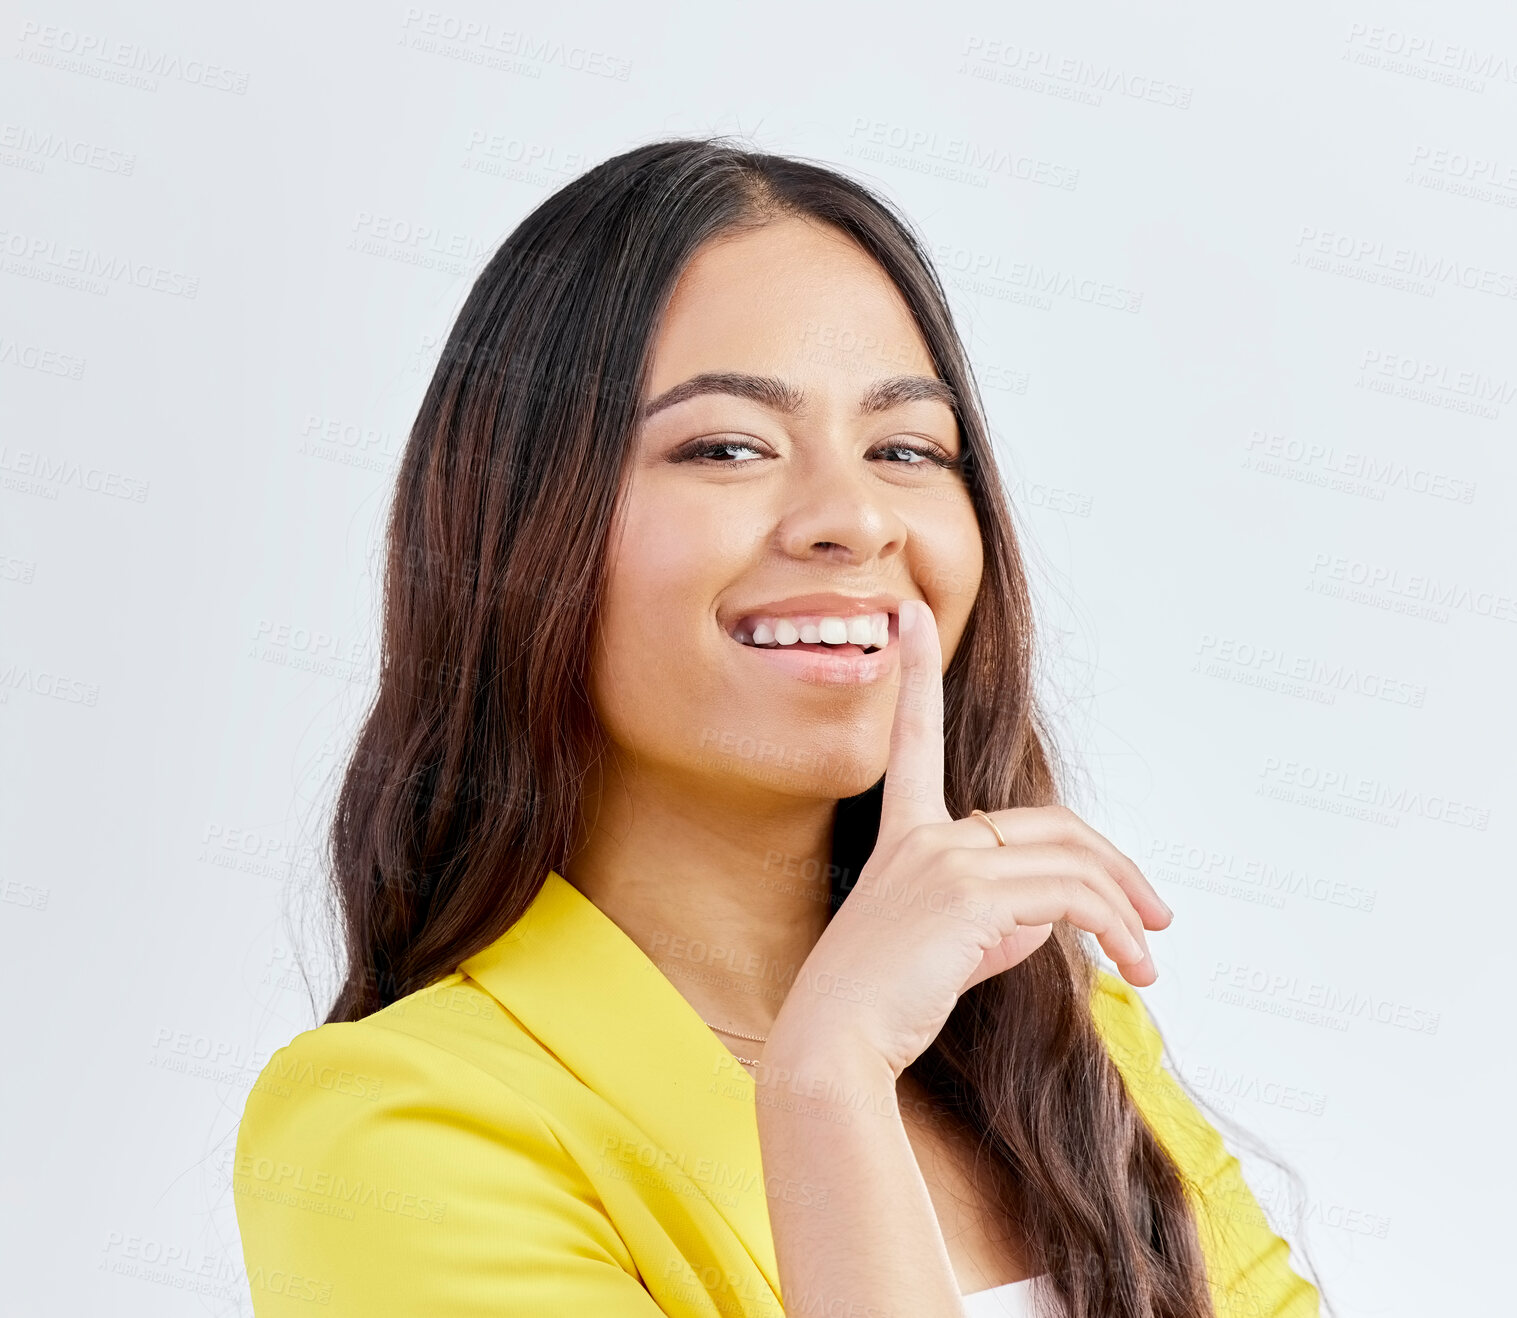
[969,809,1006,847]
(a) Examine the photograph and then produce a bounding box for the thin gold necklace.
[702,1019,768,1068]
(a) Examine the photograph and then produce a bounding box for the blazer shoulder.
[232,978,656,1314]
[238,973,532,1131]
[1090,967,1167,1079]
[1089,967,1214,1148]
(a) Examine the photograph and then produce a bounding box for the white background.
[3,2,1512,1314]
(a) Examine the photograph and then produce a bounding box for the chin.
[706,746,884,804]
[681,684,893,801]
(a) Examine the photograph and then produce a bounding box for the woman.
[233,137,1324,1317]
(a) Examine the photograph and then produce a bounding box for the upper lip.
[720,592,904,636]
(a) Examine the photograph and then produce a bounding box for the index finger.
[877,598,950,845]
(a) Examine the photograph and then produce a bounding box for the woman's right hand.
[768,597,1175,1082]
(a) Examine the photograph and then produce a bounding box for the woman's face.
[591,215,984,803]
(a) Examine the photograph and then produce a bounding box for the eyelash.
[674,438,963,470]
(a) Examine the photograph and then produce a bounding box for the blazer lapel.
[458,870,780,1299]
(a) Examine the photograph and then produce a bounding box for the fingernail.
[899,602,916,636]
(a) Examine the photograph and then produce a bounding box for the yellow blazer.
[233,870,1320,1316]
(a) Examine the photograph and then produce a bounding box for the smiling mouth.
[725,610,897,657]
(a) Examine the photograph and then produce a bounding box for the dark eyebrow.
[638,372,957,423]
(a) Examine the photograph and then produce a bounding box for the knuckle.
[944,860,980,899]
[916,820,959,855]
[1112,845,1141,875]
[900,822,938,860]
[923,850,969,894]
[1072,845,1108,882]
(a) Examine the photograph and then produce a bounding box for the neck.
[564,753,837,1040]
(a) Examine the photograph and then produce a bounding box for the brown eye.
[672,437,768,463]
[873,441,960,469]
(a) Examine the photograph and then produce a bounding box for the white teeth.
[734,610,893,651]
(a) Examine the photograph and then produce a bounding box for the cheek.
[611,485,735,627]
[591,485,733,725]
[917,503,984,622]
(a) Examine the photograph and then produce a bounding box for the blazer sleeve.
[232,1020,669,1316]
[1093,972,1322,1318]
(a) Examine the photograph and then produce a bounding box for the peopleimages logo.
[844,117,1080,191]
[397,8,632,80]
[1306,552,1517,624]
[0,122,136,174]
[1343,23,1517,83]
[1244,434,1481,499]
[1208,962,1440,1035]
[0,336,87,379]
[1195,632,1427,707]
[931,242,1142,312]
[0,446,149,501]
[959,37,1193,109]
[1409,144,1517,191]
[1360,348,1517,400]
[1258,755,1490,831]
[1293,225,1517,299]
[0,227,198,297]
[15,21,250,93]
[1147,836,1379,913]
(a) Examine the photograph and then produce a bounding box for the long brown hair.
[323,136,1275,1318]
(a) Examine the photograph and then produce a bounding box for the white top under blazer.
[962,1273,1062,1316]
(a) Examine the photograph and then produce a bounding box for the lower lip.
[725,615,899,686]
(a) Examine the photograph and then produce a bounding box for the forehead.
[644,216,938,393]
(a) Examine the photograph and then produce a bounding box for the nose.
[774,445,907,567]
